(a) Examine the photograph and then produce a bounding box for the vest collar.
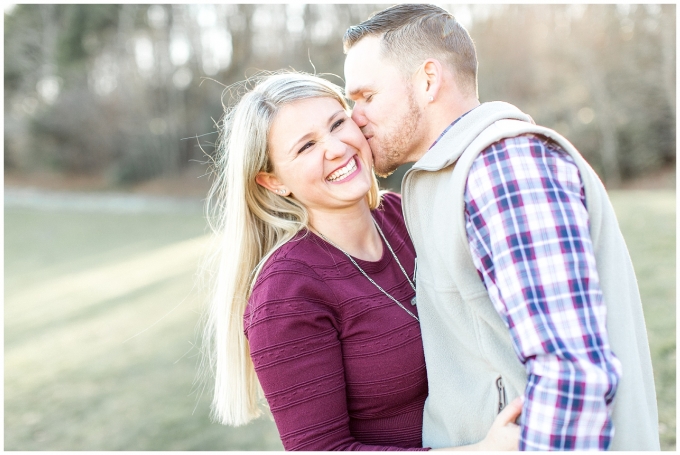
[412,101,534,172]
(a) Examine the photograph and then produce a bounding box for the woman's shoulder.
[250,232,338,304]
[378,191,403,212]
[253,234,318,287]
[373,191,407,234]
[246,234,338,335]
[256,230,333,277]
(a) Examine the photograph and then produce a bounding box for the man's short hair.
[343,4,478,97]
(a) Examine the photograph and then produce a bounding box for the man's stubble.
[370,89,422,178]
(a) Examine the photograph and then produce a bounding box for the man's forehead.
[344,37,385,94]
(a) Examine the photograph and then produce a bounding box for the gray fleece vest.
[401,102,659,450]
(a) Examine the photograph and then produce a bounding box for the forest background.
[4,4,676,188]
[4,3,676,451]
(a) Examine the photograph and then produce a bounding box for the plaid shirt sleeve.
[464,135,623,450]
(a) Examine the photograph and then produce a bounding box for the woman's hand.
[476,396,523,451]
[431,396,523,451]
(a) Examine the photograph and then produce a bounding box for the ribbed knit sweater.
[244,193,429,451]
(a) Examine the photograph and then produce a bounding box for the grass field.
[4,208,283,450]
[4,189,675,450]
[609,190,676,450]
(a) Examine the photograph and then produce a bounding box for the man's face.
[344,36,424,177]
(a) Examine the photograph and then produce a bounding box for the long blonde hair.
[202,71,381,426]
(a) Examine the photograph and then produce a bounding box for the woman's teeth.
[327,157,357,182]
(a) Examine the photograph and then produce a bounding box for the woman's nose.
[323,135,346,161]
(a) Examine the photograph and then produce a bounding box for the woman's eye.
[365,94,373,102]
[298,141,314,154]
[331,119,345,131]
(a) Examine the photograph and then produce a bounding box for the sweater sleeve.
[245,258,428,451]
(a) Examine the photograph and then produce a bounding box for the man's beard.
[370,90,422,178]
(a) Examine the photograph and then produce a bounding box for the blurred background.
[4,3,675,450]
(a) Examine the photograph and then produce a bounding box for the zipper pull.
[411,258,418,306]
[413,257,418,283]
[496,376,507,413]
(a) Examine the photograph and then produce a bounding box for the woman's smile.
[326,155,360,183]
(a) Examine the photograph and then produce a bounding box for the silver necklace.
[316,219,419,322]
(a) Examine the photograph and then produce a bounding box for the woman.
[203,71,521,450]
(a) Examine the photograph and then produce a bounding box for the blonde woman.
[203,72,521,451]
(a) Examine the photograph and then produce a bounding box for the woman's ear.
[256,171,288,196]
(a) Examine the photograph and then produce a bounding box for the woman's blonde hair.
[202,71,381,426]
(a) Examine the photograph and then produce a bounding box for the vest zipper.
[496,376,507,414]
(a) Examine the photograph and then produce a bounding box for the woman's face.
[258,96,374,216]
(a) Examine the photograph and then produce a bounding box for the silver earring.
[429,96,434,102]
[277,189,286,195]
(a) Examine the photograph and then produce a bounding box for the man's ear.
[255,171,288,196]
[421,59,444,103]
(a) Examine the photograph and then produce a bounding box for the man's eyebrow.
[346,86,367,98]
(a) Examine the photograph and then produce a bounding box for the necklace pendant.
[410,296,417,306]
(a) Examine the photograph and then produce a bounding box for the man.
[343,4,659,451]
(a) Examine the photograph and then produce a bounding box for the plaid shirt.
[461,133,622,450]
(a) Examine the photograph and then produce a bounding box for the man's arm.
[463,135,622,450]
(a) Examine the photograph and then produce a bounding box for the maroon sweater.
[245,193,429,451]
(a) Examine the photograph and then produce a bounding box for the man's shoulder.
[490,132,558,151]
[476,132,569,164]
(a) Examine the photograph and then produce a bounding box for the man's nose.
[350,105,367,128]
